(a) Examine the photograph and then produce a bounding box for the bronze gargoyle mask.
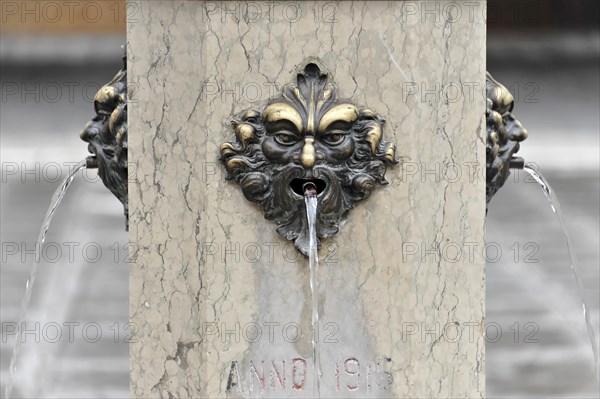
[486,72,528,206]
[80,55,129,228]
[220,62,397,256]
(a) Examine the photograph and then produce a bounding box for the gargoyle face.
[220,62,397,256]
[80,56,129,228]
[486,72,528,206]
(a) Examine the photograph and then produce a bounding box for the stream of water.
[305,193,322,398]
[523,163,600,382]
[5,159,87,399]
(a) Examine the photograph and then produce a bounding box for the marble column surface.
[128,1,486,398]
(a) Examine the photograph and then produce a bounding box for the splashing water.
[5,159,87,399]
[305,192,322,398]
[523,163,600,382]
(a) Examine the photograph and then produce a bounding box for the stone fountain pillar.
[128,1,486,398]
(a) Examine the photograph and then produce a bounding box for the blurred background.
[1,0,598,397]
[1,1,128,398]
[487,1,599,397]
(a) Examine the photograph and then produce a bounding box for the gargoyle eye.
[274,131,300,146]
[94,100,114,117]
[322,130,347,146]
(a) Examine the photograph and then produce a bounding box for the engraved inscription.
[335,357,393,393]
[226,356,392,395]
[227,358,308,394]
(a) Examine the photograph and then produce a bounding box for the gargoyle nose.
[300,137,316,168]
[80,117,101,142]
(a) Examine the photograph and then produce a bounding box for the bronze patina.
[220,62,398,256]
[81,55,129,228]
[485,72,529,206]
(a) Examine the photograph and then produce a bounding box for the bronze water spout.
[80,54,129,228]
[485,72,529,205]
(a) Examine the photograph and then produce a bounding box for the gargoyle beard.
[259,164,347,256]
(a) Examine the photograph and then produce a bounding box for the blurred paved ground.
[1,37,599,398]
